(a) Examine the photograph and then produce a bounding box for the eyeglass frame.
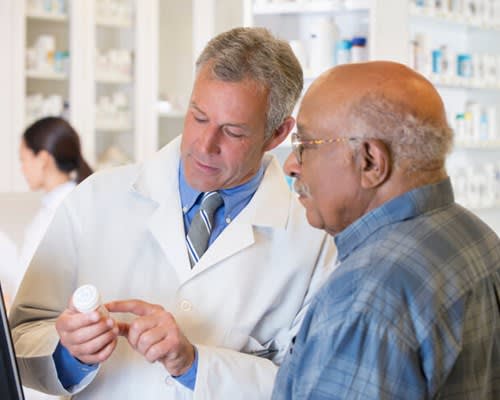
[290,132,360,164]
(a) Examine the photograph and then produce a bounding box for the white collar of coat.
[131,134,292,229]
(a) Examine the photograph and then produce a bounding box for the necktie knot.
[200,191,223,216]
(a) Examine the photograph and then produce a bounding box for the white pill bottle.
[72,284,109,316]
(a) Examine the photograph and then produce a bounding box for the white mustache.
[293,179,310,198]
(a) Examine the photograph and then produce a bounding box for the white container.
[307,16,339,76]
[73,284,109,316]
[487,105,498,140]
[350,36,367,63]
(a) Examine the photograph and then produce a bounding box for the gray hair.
[196,27,303,138]
[348,93,453,173]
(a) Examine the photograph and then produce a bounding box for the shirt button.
[225,217,231,224]
[180,300,192,312]
[182,206,187,213]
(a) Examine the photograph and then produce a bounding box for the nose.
[283,151,300,178]
[197,125,220,155]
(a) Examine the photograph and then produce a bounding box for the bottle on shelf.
[307,16,339,76]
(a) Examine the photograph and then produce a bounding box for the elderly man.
[10,27,335,399]
[272,61,500,399]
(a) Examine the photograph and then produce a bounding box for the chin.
[304,210,324,231]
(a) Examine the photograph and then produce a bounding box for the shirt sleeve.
[53,342,98,390]
[171,346,198,390]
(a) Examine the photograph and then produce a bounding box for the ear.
[263,116,296,152]
[37,149,54,171]
[358,139,391,189]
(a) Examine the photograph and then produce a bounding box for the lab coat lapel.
[192,156,291,274]
[132,136,192,284]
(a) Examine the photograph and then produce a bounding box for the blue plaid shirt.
[273,178,500,400]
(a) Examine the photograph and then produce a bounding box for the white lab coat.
[10,136,336,399]
[18,182,75,400]
[19,181,76,280]
[0,230,18,305]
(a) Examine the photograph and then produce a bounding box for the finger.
[56,309,102,334]
[105,299,162,316]
[60,317,115,347]
[136,325,167,358]
[127,314,161,348]
[69,329,118,361]
[78,337,118,365]
[144,340,170,363]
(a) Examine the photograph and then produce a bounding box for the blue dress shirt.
[272,178,500,399]
[54,161,265,391]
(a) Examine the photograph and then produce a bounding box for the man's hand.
[106,300,195,376]
[55,305,118,365]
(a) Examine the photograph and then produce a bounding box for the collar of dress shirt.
[178,160,266,221]
[334,178,454,263]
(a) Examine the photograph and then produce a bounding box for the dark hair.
[23,117,93,184]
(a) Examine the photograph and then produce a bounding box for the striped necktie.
[186,191,223,267]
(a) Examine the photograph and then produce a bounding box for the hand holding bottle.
[55,285,119,365]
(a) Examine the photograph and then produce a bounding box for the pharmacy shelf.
[158,109,185,119]
[454,140,500,150]
[95,16,133,29]
[253,0,370,15]
[429,75,500,91]
[458,202,500,211]
[95,72,132,84]
[409,4,500,31]
[26,69,68,80]
[95,120,132,132]
[26,10,68,22]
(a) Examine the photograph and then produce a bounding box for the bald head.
[300,61,453,175]
[309,61,447,127]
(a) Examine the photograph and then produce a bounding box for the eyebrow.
[190,102,250,132]
[190,102,207,116]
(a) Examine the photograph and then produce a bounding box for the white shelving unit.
[0,0,158,191]
[238,0,408,159]
[407,0,500,233]
[92,0,136,169]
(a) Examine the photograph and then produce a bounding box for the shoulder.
[72,163,141,203]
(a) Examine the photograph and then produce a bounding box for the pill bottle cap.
[73,284,101,313]
[337,39,352,50]
[351,37,366,47]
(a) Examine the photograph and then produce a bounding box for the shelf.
[158,109,185,119]
[428,74,500,91]
[457,201,500,211]
[26,69,68,81]
[95,121,132,132]
[409,5,500,31]
[95,16,133,29]
[95,72,132,84]
[26,10,68,22]
[454,140,500,150]
[253,0,370,15]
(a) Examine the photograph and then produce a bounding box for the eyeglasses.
[291,132,358,164]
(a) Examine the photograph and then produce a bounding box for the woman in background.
[17,116,92,400]
[18,116,93,283]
